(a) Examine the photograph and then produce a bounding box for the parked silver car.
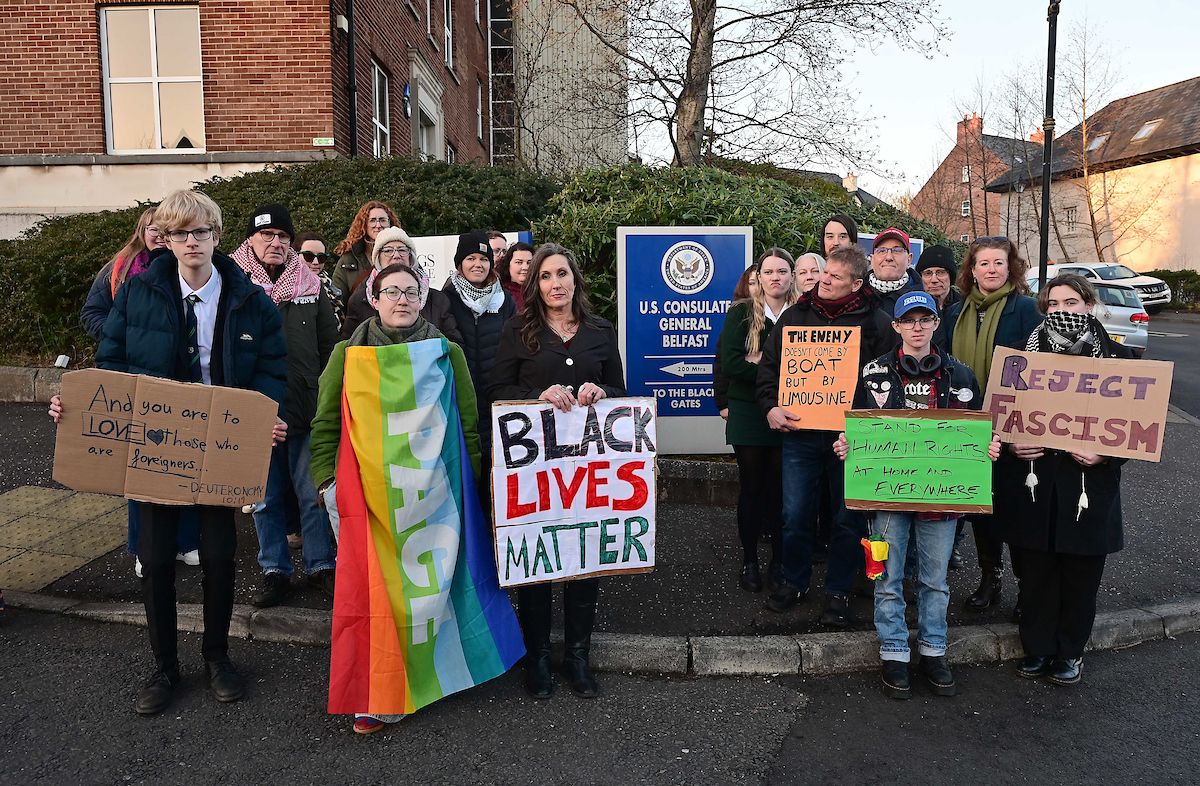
[1026,275,1149,357]
[1047,262,1171,312]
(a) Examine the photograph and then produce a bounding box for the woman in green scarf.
[944,237,1042,616]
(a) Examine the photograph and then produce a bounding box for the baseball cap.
[894,291,939,319]
[872,227,911,252]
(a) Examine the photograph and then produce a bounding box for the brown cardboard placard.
[778,325,861,431]
[983,346,1173,462]
[52,369,278,507]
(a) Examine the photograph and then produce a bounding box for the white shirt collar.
[179,266,221,302]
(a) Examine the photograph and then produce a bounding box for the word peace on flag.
[491,397,657,587]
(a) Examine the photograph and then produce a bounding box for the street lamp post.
[1038,1,1061,288]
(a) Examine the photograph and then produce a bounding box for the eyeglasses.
[300,251,330,264]
[378,246,410,258]
[873,247,909,256]
[367,217,391,226]
[895,316,939,327]
[257,230,291,245]
[165,227,214,242]
[146,225,162,235]
[377,286,420,303]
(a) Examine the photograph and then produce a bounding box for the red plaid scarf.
[231,240,321,305]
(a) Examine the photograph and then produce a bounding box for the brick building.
[0,0,491,238]
[910,113,1042,245]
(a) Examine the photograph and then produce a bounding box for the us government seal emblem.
[660,241,714,295]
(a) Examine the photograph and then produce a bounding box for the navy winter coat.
[943,292,1043,355]
[96,251,288,406]
[442,281,517,445]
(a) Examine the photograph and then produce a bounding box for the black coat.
[274,285,340,435]
[868,272,924,354]
[756,291,887,418]
[931,287,962,352]
[853,345,982,412]
[341,284,464,346]
[488,317,626,403]
[443,282,518,443]
[995,328,1133,556]
[944,291,1043,354]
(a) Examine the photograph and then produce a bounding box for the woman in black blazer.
[488,242,626,701]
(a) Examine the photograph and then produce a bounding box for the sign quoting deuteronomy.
[983,347,1173,462]
[491,397,657,587]
[52,369,278,507]
[778,326,861,431]
[844,410,994,514]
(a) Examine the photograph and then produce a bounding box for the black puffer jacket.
[442,281,517,445]
[853,345,982,411]
[274,286,340,436]
[341,284,463,345]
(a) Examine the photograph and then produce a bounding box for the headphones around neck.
[898,352,943,376]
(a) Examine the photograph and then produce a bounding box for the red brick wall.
[0,0,488,158]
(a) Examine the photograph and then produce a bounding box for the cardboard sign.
[778,326,861,430]
[491,397,657,587]
[844,409,994,514]
[984,347,1173,462]
[52,369,278,507]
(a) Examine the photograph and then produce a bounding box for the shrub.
[0,157,559,363]
[1145,269,1200,310]
[532,164,954,322]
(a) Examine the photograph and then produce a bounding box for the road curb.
[8,591,1199,677]
[0,366,64,403]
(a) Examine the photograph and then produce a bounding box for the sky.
[841,0,1200,200]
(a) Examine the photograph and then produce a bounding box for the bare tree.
[555,0,946,167]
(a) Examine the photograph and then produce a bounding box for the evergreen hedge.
[1145,270,1200,310]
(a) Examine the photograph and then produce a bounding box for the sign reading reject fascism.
[491,397,657,587]
[984,347,1174,462]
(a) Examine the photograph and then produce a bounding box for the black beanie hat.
[246,204,296,240]
[915,244,958,278]
[823,214,859,246]
[454,231,494,270]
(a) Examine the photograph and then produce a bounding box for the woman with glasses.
[488,243,626,700]
[80,206,201,576]
[340,227,461,344]
[997,274,1133,686]
[719,248,799,594]
[944,236,1042,615]
[310,261,523,734]
[294,232,344,332]
[331,200,399,309]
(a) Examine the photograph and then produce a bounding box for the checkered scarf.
[232,240,322,305]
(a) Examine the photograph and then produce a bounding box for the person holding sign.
[719,248,799,593]
[996,274,1133,686]
[309,263,523,734]
[756,245,886,623]
[489,243,626,700]
[833,291,1000,699]
[944,237,1042,614]
[50,190,288,716]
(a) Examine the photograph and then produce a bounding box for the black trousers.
[516,578,600,649]
[969,513,1009,570]
[138,502,237,671]
[732,444,783,563]
[1012,546,1107,659]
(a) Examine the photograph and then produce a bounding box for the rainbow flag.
[328,340,524,715]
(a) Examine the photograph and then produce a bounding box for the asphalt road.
[1,610,1196,785]
[1144,314,1200,416]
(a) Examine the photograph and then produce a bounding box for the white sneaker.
[177,550,201,566]
[134,558,143,578]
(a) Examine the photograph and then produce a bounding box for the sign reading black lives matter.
[52,369,278,507]
[491,397,657,587]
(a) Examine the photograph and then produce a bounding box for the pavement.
[1,313,1198,676]
[2,610,1197,784]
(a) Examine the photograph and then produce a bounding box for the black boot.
[517,585,554,699]
[963,567,1002,612]
[562,579,599,698]
[739,560,763,592]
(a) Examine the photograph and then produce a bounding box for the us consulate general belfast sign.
[617,226,752,454]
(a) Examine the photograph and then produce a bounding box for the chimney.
[957,112,983,147]
[842,171,858,193]
[1029,128,1045,145]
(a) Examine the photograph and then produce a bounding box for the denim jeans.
[252,433,336,576]
[780,430,846,592]
[872,511,957,662]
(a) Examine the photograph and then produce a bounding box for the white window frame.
[425,0,434,41]
[961,165,970,183]
[1132,119,1162,142]
[476,80,484,140]
[1087,132,1109,152]
[372,59,390,158]
[100,5,205,155]
[409,51,446,161]
[961,200,971,217]
[446,143,457,163]
[960,234,970,243]
[444,0,454,67]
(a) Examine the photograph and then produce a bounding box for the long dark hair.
[519,243,597,352]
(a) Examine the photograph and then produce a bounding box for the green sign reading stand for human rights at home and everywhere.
[843,409,993,514]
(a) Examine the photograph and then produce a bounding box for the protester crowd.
[42,189,1135,731]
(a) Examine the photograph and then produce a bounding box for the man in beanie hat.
[443,230,516,502]
[232,204,340,608]
[915,245,959,310]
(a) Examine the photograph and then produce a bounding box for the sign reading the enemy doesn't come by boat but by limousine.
[617,227,752,454]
